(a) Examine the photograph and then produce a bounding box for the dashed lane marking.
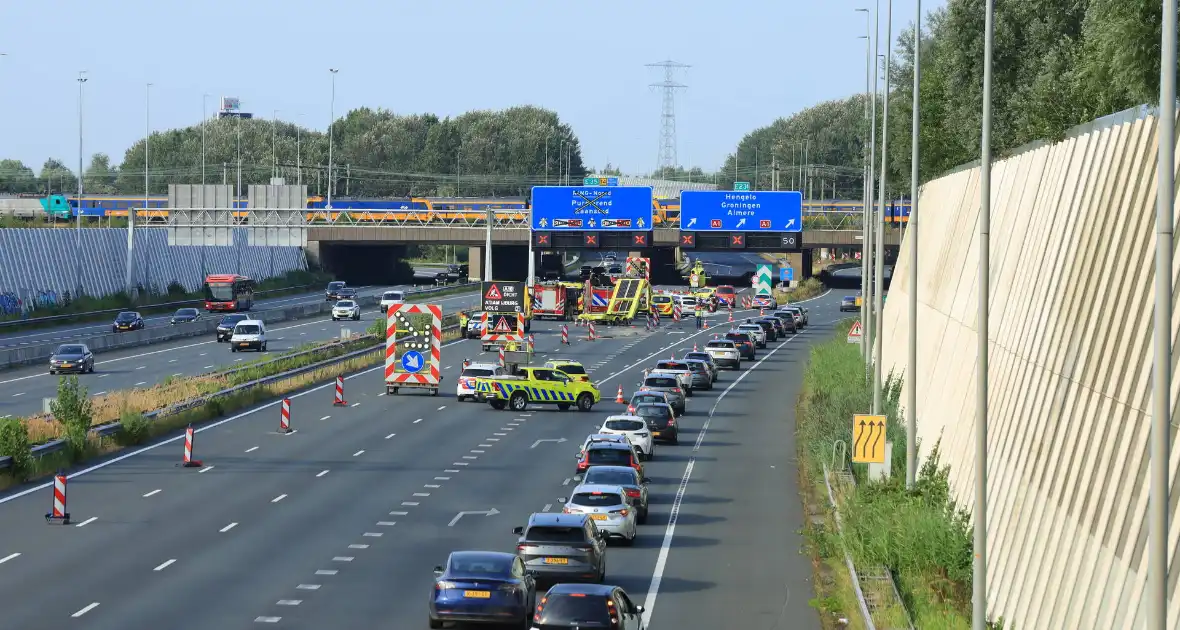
[220,522,238,533]
[154,559,176,571]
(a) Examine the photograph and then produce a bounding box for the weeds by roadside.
[775,277,825,304]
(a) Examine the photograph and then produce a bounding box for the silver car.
[640,374,686,415]
[560,484,638,545]
[331,299,361,321]
[582,466,651,524]
[682,359,715,390]
[736,323,767,348]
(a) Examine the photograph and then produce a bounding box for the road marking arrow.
[785,218,797,230]
[448,508,501,527]
[530,437,568,449]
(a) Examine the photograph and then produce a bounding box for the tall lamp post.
[872,2,892,416]
[202,94,210,185]
[855,9,870,364]
[906,1,922,490]
[272,109,280,180]
[75,70,88,296]
[327,68,339,209]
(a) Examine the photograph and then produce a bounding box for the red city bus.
[203,274,256,312]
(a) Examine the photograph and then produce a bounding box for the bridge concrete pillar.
[468,246,484,282]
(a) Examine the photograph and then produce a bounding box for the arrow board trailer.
[384,304,443,396]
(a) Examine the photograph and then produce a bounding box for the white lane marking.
[486,438,500,442]
[98,374,108,378]
[424,484,441,488]
[434,476,450,480]
[272,494,287,503]
[203,365,214,369]
[199,352,208,357]
[493,432,507,436]
[142,489,161,497]
[199,465,214,473]
[277,600,302,606]
[478,443,492,447]
[349,544,369,549]
[562,478,572,486]
[353,450,365,457]
[351,402,360,408]
[220,522,238,533]
[385,433,396,439]
[437,405,446,411]
[93,391,106,396]
[296,584,321,590]
[462,455,477,460]
[255,616,282,623]
[333,556,354,562]
[500,427,513,431]
[413,418,423,424]
[444,469,460,473]
[245,446,259,453]
[72,603,100,618]
[414,492,431,496]
[168,359,177,363]
[542,503,552,512]
[363,532,383,537]
[377,521,396,526]
[76,517,97,527]
[471,449,485,454]
[444,365,452,369]
[0,553,20,564]
[316,470,329,478]
[402,501,420,506]
[316,569,338,575]
[154,558,176,571]
[389,511,409,516]
[134,381,146,386]
[453,462,469,466]
[135,366,146,370]
[320,415,331,421]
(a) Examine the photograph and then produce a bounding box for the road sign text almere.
[530,186,654,231]
[679,190,803,232]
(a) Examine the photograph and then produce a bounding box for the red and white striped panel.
[480,312,524,343]
[384,304,443,385]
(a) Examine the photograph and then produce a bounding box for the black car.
[170,308,200,325]
[325,281,347,301]
[49,344,94,375]
[428,550,536,629]
[532,584,646,630]
[633,402,678,444]
[684,351,719,380]
[512,513,607,584]
[748,317,778,342]
[112,311,144,333]
[724,332,757,360]
[758,316,786,338]
[215,313,250,342]
[337,287,358,300]
[771,310,799,333]
[582,465,651,524]
[580,265,593,279]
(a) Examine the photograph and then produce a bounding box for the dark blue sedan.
[429,550,536,629]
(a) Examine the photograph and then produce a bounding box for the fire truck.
[532,281,582,321]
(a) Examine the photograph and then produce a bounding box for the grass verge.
[775,277,826,304]
[0,323,461,490]
[0,269,334,328]
[795,320,1006,629]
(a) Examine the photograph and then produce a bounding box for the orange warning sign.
[485,284,502,301]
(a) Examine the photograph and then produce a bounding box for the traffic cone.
[279,398,292,433]
[727,311,734,323]
[333,375,348,406]
[180,425,203,468]
[693,343,698,352]
[45,472,70,525]
[463,358,471,369]
[760,306,766,316]
[615,384,625,404]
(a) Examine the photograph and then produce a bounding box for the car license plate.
[463,590,491,598]
[61,363,72,368]
[652,431,662,436]
[590,514,607,521]
[544,557,568,565]
[240,343,249,347]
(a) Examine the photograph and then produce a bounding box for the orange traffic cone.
[616,384,625,404]
[693,343,698,352]
[727,311,734,323]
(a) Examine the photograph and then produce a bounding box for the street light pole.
[906,0,921,490]
[126,83,151,295]
[872,1,892,416]
[297,115,303,187]
[75,71,87,296]
[856,9,870,364]
[202,94,209,185]
[973,1,994,628]
[327,68,339,209]
[866,0,881,382]
[1148,0,1176,626]
[272,109,279,180]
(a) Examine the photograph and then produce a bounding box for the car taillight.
[624,488,641,498]
[674,387,682,393]
[612,508,629,516]
[667,418,675,426]
[627,405,635,413]
[517,544,527,553]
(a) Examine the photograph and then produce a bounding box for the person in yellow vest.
[694,302,704,330]
[458,311,469,338]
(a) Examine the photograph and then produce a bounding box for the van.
[379,290,405,313]
[230,319,267,352]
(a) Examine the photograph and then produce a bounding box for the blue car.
[840,295,857,312]
[429,550,537,629]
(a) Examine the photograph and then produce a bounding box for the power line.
[647,60,689,173]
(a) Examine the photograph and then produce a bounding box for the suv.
[751,317,779,341]
[640,374,686,415]
[737,323,768,347]
[652,360,697,394]
[582,466,650,524]
[560,485,638,545]
[325,281,347,301]
[512,514,607,583]
[216,313,250,342]
[456,362,505,401]
[681,359,714,390]
[724,332,757,359]
[532,584,646,630]
[771,310,799,333]
[704,340,741,370]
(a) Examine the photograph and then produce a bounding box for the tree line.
[0,106,587,199]
[723,0,1170,200]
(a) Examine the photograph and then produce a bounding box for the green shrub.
[0,418,33,480]
[117,409,151,446]
[50,376,94,461]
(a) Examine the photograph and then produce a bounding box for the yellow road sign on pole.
[852,414,887,464]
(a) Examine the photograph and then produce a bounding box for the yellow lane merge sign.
[852,414,887,464]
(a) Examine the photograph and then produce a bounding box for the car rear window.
[583,469,639,486]
[644,377,678,388]
[177,308,198,316]
[634,404,671,419]
[525,526,585,543]
[706,341,735,349]
[536,593,613,625]
[221,315,247,325]
[632,394,665,404]
[383,292,403,300]
[449,555,513,574]
[587,448,632,466]
[605,419,645,432]
[652,296,672,303]
[657,361,688,370]
[572,492,626,507]
[685,353,710,361]
[555,364,586,375]
[328,282,345,290]
[461,368,494,377]
[235,325,261,335]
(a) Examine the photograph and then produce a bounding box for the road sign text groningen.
[679,190,803,232]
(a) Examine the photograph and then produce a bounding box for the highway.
[0,265,454,350]
[0,286,845,630]
[0,289,481,420]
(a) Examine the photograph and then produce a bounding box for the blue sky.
[0,0,943,176]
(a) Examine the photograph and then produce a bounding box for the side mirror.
[575,452,582,459]
[433,566,444,576]
[598,530,609,540]
[525,569,538,577]
[642,477,651,484]
[636,605,646,613]
[557,497,567,503]
[512,526,524,535]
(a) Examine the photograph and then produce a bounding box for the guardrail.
[0,282,478,372]
[0,319,462,470]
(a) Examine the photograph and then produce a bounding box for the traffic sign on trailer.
[401,350,425,373]
[680,190,803,232]
[852,413,887,464]
[530,186,654,230]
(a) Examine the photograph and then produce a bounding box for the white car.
[230,319,267,352]
[673,295,698,309]
[597,415,655,460]
[560,484,638,545]
[736,323,767,348]
[652,360,697,394]
[648,368,693,397]
[704,340,742,369]
[332,299,361,321]
[379,290,405,313]
[456,362,505,401]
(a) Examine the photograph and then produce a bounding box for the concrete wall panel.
[880,107,1180,628]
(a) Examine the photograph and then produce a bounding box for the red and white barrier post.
[498,346,506,366]
[527,334,535,353]
[279,398,292,433]
[561,325,569,345]
[45,472,70,525]
[588,322,597,341]
[180,425,203,468]
[333,375,348,406]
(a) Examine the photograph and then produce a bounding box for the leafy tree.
[40,159,78,195]
[83,153,117,194]
[0,159,39,194]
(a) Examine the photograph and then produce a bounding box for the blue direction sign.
[680,190,803,232]
[401,350,425,373]
[785,267,795,282]
[531,186,653,231]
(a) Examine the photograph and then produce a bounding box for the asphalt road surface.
[0,290,482,420]
[0,285,850,630]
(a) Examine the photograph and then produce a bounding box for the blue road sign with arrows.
[531,186,653,230]
[679,190,803,232]
[401,350,425,373]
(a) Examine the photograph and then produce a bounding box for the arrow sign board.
[852,413,887,464]
[401,350,424,373]
[754,265,772,296]
[847,320,863,344]
[530,186,653,231]
[531,437,568,449]
[680,190,803,232]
